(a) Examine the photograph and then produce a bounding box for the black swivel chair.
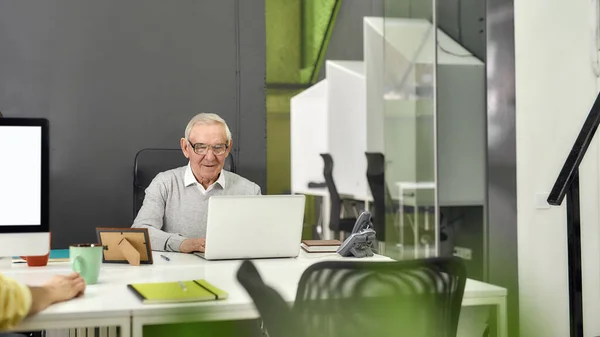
[365,152,388,241]
[237,257,467,337]
[319,153,360,239]
[365,152,446,249]
[132,148,235,217]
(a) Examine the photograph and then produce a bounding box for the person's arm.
[29,273,85,317]
[0,274,32,330]
[132,173,186,252]
[0,272,85,331]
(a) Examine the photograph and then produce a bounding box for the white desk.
[3,251,507,337]
[396,181,436,259]
[293,187,372,240]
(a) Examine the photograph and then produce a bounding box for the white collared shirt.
[184,162,226,195]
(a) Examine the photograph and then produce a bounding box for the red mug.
[20,233,51,267]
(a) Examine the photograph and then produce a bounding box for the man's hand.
[29,272,86,315]
[180,238,206,253]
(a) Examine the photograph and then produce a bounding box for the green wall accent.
[265,0,340,237]
[265,0,301,84]
[265,0,341,196]
[303,0,332,68]
[265,0,340,86]
[303,0,342,83]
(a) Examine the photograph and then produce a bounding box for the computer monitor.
[0,118,50,257]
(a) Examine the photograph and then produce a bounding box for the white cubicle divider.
[290,61,372,201]
[325,60,370,199]
[290,80,328,195]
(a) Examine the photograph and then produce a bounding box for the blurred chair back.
[238,257,466,337]
[294,257,467,337]
[365,152,386,240]
[133,148,235,217]
[236,260,303,337]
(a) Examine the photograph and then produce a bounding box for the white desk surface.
[395,181,436,190]
[293,187,373,202]
[292,187,329,197]
[3,250,506,329]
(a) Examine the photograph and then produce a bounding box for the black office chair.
[365,152,443,248]
[237,257,467,337]
[365,152,388,241]
[319,153,360,239]
[132,148,235,217]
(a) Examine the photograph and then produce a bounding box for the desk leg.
[462,297,507,337]
[119,321,131,337]
[414,210,419,259]
[399,187,405,257]
[132,319,143,337]
[322,196,332,240]
[497,297,507,337]
[424,210,430,258]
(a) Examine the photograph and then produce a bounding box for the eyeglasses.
[188,140,228,155]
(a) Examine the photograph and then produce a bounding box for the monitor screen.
[0,118,49,233]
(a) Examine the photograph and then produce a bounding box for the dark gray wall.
[486,0,518,335]
[0,0,266,248]
[385,0,485,60]
[434,0,486,60]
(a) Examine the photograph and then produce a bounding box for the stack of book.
[300,239,342,253]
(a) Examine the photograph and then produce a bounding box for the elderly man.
[132,113,261,253]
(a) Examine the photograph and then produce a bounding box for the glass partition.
[281,0,487,265]
[434,0,487,280]
[371,0,437,260]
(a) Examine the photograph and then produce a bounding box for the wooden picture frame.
[96,227,153,265]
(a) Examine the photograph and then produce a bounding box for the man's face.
[180,123,231,183]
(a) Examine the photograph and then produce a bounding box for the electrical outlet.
[453,246,472,260]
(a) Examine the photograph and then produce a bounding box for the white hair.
[184,113,232,143]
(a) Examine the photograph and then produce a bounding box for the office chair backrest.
[133,148,236,217]
[365,152,386,240]
[224,152,235,173]
[294,258,467,337]
[319,153,342,230]
[236,260,303,337]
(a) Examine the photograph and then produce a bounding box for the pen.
[160,254,170,261]
[178,281,188,292]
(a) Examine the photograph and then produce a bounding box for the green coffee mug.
[70,244,104,285]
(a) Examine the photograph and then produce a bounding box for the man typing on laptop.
[132,113,261,253]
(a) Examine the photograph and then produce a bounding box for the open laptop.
[194,195,306,260]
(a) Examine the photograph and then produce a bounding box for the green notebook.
[128,280,228,304]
